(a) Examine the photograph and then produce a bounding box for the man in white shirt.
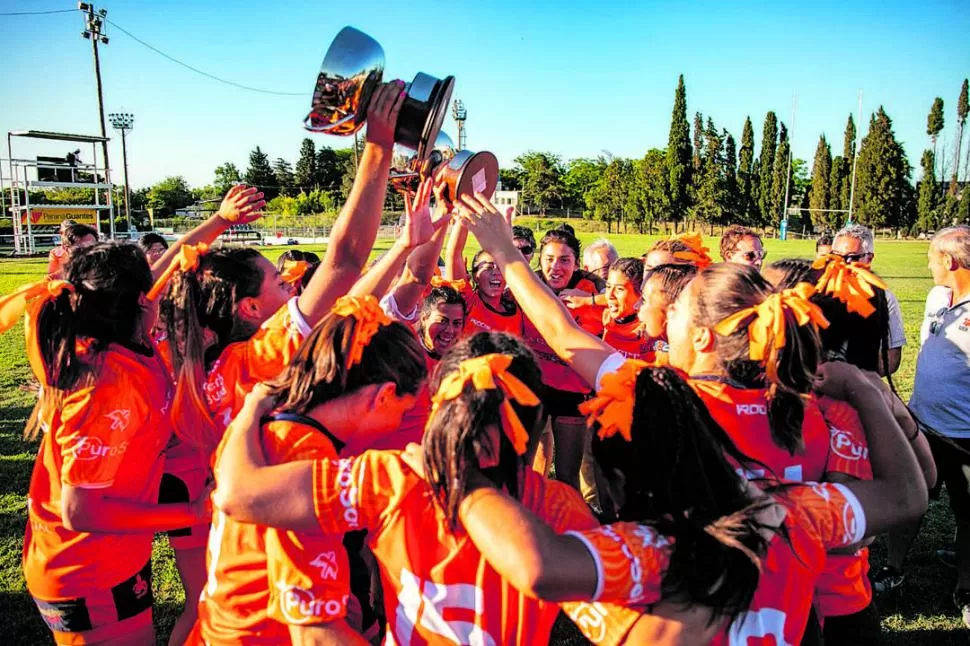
[832,224,906,375]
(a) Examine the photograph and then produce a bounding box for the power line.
[0,8,75,15]
[104,18,304,97]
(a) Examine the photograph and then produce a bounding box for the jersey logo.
[104,409,131,432]
[132,574,149,599]
[830,429,868,462]
[842,500,861,546]
[566,602,609,643]
[395,568,496,646]
[310,551,339,581]
[276,583,347,624]
[203,374,227,407]
[336,459,360,529]
[72,436,128,461]
[735,403,767,416]
[728,607,791,645]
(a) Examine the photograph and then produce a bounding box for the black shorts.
[158,473,193,540]
[927,434,970,520]
[543,387,588,419]
[822,601,880,646]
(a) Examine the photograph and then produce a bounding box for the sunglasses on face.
[736,250,767,262]
[516,244,534,256]
[835,252,871,264]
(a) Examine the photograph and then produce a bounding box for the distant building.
[493,189,520,212]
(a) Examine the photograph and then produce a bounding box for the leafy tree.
[639,149,669,232]
[666,75,693,224]
[809,135,832,227]
[770,123,792,225]
[316,146,343,194]
[147,176,194,216]
[927,98,945,165]
[959,192,969,224]
[244,146,278,200]
[737,117,756,223]
[213,162,241,195]
[193,185,222,202]
[499,168,522,191]
[952,79,968,191]
[841,114,856,212]
[829,155,846,219]
[294,138,316,192]
[916,149,939,233]
[723,131,738,214]
[562,157,606,214]
[692,112,704,171]
[757,111,778,225]
[514,151,564,214]
[586,158,627,233]
[273,158,295,197]
[692,119,729,229]
[853,107,914,229]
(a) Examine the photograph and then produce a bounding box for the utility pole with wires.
[79,2,110,180]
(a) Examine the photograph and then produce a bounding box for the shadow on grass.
[0,591,51,645]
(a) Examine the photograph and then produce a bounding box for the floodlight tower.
[108,112,133,230]
[79,3,110,178]
[452,100,467,151]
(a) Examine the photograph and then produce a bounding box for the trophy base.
[445,150,499,203]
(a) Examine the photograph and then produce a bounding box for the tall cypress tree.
[737,117,756,223]
[723,131,738,217]
[294,138,316,192]
[917,149,939,233]
[809,135,832,228]
[244,146,278,200]
[665,75,692,224]
[854,107,914,228]
[840,115,857,211]
[693,119,727,228]
[770,124,792,225]
[272,158,294,197]
[927,97,945,178]
[692,112,705,171]
[829,156,845,216]
[758,112,778,225]
[952,79,969,191]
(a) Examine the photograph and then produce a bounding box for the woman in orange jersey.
[212,331,607,645]
[429,194,926,644]
[600,257,660,361]
[0,243,214,645]
[637,263,698,362]
[194,296,427,645]
[444,216,525,337]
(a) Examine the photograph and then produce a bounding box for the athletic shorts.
[32,560,153,645]
[158,470,210,550]
[927,434,970,520]
[543,387,589,420]
[822,601,880,646]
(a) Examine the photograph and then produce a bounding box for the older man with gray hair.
[582,238,618,282]
[832,224,906,374]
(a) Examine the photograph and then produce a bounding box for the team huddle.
[0,82,954,645]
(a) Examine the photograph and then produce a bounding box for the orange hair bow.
[713,282,829,362]
[147,243,210,301]
[811,254,888,318]
[0,278,75,387]
[670,232,713,269]
[431,353,540,456]
[430,276,468,292]
[331,295,392,369]
[579,359,649,443]
[280,260,310,286]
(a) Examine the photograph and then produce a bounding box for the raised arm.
[458,193,614,387]
[297,81,406,326]
[444,218,470,283]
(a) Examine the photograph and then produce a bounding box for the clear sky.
[2,0,968,189]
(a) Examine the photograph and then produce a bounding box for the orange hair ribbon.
[430,353,540,456]
[713,282,829,361]
[430,276,468,292]
[578,359,649,442]
[147,243,210,301]
[811,254,888,318]
[280,260,310,286]
[670,232,713,269]
[0,278,76,387]
[331,295,392,369]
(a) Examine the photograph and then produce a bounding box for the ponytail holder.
[430,354,540,456]
[147,243,210,301]
[811,254,887,318]
[670,232,713,269]
[430,276,468,292]
[579,359,649,443]
[280,260,310,286]
[713,282,829,362]
[331,295,392,369]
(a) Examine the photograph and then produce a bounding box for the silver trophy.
[390,132,499,202]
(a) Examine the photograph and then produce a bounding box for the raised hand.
[432,165,454,220]
[559,289,594,310]
[217,183,265,225]
[458,192,516,256]
[366,80,407,149]
[399,178,442,250]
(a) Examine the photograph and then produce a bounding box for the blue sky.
[2,0,968,189]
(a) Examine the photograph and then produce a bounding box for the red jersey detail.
[458,283,525,339]
[602,316,662,361]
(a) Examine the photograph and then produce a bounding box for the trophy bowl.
[304,26,454,160]
[389,132,499,203]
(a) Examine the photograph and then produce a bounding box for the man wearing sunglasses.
[909,225,970,626]
[512,225,536,265]
[833,224,906,375]
[719,225,767,270]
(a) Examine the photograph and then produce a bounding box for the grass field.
[0,234,965,644]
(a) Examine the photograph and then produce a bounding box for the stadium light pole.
[847,90,863,225]
[108,112,133,231]
[79,3,110,180]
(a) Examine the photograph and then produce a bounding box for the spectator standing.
[719,225,767,270]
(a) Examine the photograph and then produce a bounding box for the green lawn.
[0,235,964,644]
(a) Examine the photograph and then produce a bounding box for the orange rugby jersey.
[311,451,600,645]
[199,418,351,643]
[204,298,312,450]
[457,283,524,338]
[601,314,663,361]
[24,344,173,600]
[688,378,832,484]
[815,396,873,617]
[566,482,867,646]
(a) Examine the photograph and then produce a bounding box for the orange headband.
[670,232,713,269]
[147,242,210,301]
[579,359,650,443]
[811,254,887,318]
[430,276,468,292]
[430,353,540,456]
[0,278,76,387]
[280,260,310,286]
[713,282,830,362]
[330,295,392,369]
